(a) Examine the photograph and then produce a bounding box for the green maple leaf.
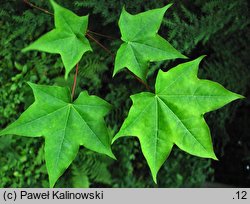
[113,56,244,183]
[113,4,187,81]
[22,0,92,79]
[0,83,114,187]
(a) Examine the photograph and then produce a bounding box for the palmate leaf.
[113,56,244,182]
[0,83,114,187]
[22,0,92,79]
[113,4,187,81]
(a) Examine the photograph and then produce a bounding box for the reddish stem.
[86,33,114,56]
[71,63,79,101]
[87,30,116,40]
[127,70,152,91]
[23,0,54,16]
[24,1,115,40]
[86,34,151,91]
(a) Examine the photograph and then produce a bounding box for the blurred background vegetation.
[0,0,249,187]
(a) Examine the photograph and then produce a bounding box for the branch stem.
[86,33,113,56]
[24,1,115,40]
[87,30,116,40]
[23,0,54,16]
[71,63,79,101]
[126,70,152,91]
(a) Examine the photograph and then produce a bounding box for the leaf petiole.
[71,63,79,101]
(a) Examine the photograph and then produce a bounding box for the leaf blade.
[114,4,186,81]
[0,83,114,187]
[114,56,244,183]
[22,0,92,78]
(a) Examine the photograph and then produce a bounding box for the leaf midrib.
[120,99,155,133]
[2,105,68,134]
[157,66,193,94]
[54,105,71,170]
[158,94,231,98]
[131,40,167,54]
[127,43,142,71]
[71,106,109,150]
[157,97,209,154]
[35,86,69,104]
[59,13,77,35]
[153,98,159,173]
[123,19,157,42]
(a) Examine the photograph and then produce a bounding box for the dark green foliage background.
[0,0,249,187]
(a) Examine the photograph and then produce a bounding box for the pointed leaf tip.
[112,71,117,78]
[152,172,158,184]
[194,55,206,64]
[50,0,57,8]
[213,155,219,161]
[209,151,218,161]
[49,182,55,188]
[26,82,38,91]
[49,175,58,188]
[238,94,246,100]
[21,47,28,53]
[162,3,173,12]
[26,81,36,86]
[108,151,117,160]
[199,54,207,60]
[111,133,123,144]
[168,3,174,7]
[122,6,126,12]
